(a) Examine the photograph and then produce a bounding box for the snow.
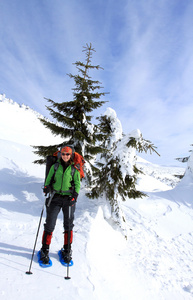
[104,107,123,147]
[1,95,193,299]
[0,94,63,147]
[114,132,140,177]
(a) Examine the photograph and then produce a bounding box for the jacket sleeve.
[73,168,81,194]
[45,165,55,186]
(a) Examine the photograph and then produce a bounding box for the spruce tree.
[33,43,107,172]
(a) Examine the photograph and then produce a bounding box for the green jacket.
[45,160,81,195]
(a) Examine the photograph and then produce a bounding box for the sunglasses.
[61,153,70,156]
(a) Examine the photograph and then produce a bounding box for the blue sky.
[1,0,193,166]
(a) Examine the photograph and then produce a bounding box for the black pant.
[44,194,76,233]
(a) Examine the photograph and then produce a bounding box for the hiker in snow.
[39,146,81,265]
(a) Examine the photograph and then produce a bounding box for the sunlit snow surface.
[1,96,193,300]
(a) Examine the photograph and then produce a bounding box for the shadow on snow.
[0,168,44,216]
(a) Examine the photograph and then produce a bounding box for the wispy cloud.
[100,0,193,164]
[1,0,193,165]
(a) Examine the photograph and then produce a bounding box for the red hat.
[61,146,72,155]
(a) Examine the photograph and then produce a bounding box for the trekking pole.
[65,204,72,280]
[26,191,55,275]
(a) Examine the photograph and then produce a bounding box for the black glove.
[68,192,78,206]
[43,185,52,196]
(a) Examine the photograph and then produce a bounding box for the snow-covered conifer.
[88,107,159,229]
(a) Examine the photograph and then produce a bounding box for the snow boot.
[39,249,50,264]
[61,247,72,264]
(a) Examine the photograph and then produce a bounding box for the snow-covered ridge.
[137,157,185,188]
[0,93,63,147]
[0,93,44,119]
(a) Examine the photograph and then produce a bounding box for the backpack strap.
[70,165,76,193]
[71,164,76,178]
[49,162,59,187]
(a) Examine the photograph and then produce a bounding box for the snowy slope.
[1,96,193,300]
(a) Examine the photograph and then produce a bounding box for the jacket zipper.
[60,165,70,194]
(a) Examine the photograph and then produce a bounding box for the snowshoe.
[58,249,73,266]
[37,249,52,268]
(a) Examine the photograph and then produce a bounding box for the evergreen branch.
[142,139,160,156]
[43,109,76,128]
[45,99,75,112]
[39,118,73,138]
[127,137,160,156]
[86,145,106,155]
[176,156,189,163]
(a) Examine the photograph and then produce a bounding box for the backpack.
[72,152,85,179]
[45,149,85,186]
